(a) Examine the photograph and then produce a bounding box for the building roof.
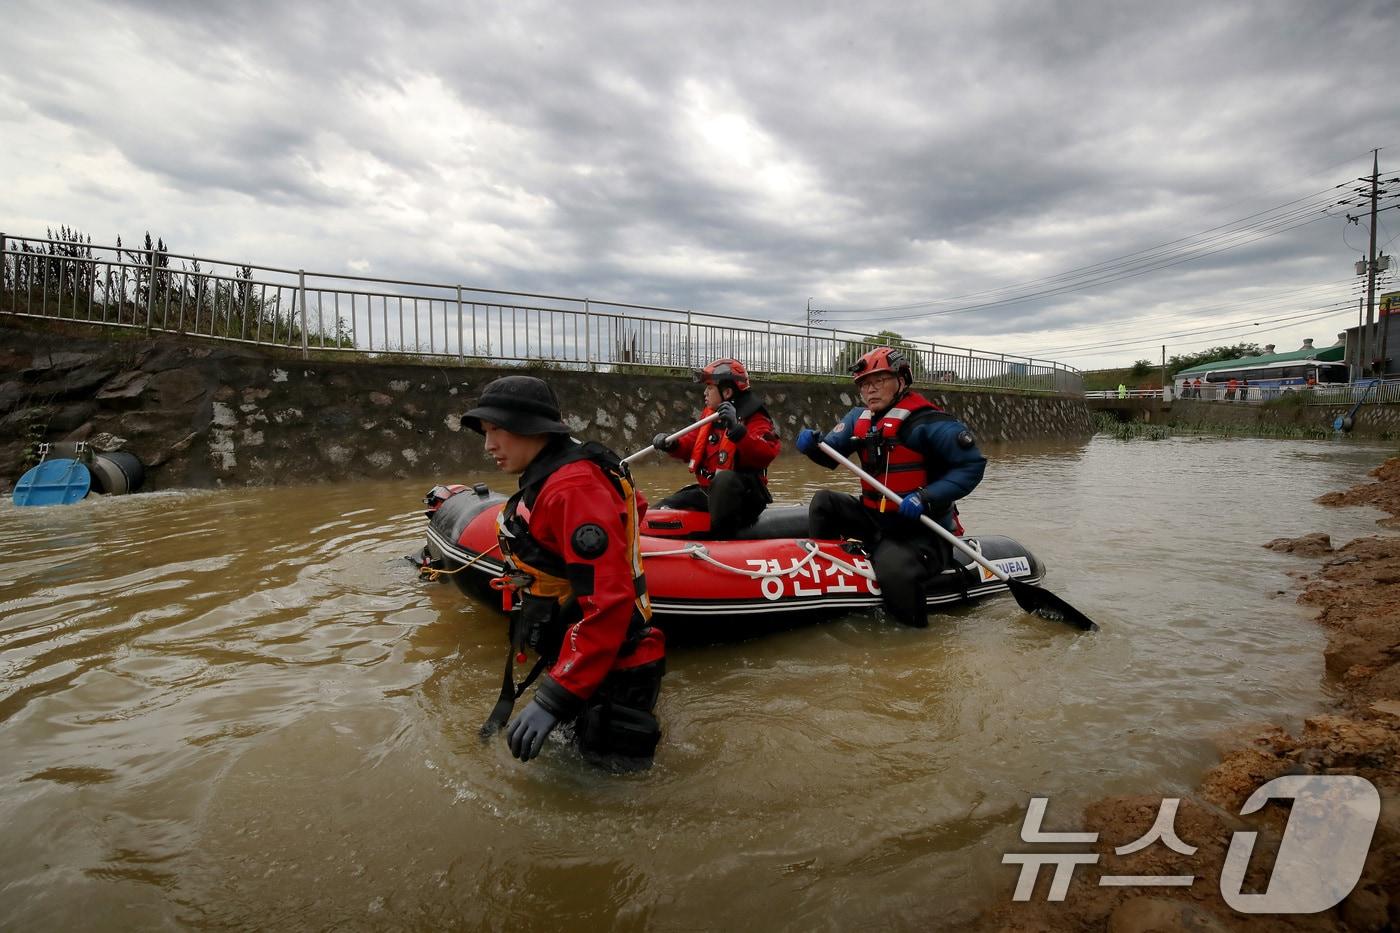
[1175,344,1345,377]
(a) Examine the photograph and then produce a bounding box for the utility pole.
[1161,344,1167,399]
[1357,295,1365,382]
[1364,149,1380,376]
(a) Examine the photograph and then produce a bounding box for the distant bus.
[1177,359,1349,398]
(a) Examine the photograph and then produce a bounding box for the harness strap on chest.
[482,439,651,735]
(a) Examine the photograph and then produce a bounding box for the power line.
[992,278,1374,357]
[988,278,1357,346]
[854,206,1354,325]
[1031,300,1359,355]
[1050,305,1356,360]
[814,172,1397,329]
[821,196,1364,325]
[818,180,1364,317]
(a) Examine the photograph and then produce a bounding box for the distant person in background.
[1239,378,1249,401]
[1192,378,1202,398]
[1225,378,1238,401]
[1117,383,1127,399]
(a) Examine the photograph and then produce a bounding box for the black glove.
[715,401,738,430]
[652,432,677,453]
[725,420,747,442]
[506,699,558,762]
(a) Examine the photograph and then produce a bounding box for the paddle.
[622,413,720,465]
[817,440,1098,632]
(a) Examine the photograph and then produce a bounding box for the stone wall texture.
[1,323,1093,492]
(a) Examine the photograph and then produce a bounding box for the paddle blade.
[1008,578,1098,631]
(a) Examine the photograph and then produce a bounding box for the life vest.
[496,440,651,662]
[852,391,953,512]
[686,392,770,488]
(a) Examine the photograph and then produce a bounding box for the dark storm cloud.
[2,0,1395,366]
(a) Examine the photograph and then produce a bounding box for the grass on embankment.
[1093,412,1343,440]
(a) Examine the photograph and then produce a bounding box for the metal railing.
[1169,378,1400,404]
[0,231,1083,394]
[1084,389,1164,399]
[1087,379,1400,403]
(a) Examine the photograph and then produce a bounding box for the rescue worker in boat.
[650,357,782,537]
[462,375,665,767]
[794,347,986,628]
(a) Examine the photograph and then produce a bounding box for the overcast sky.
[3,0,1397,370]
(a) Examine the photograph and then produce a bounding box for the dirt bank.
[981,456,1400,932]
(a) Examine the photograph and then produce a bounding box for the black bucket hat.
[462,375,572,435]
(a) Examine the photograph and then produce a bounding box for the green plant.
[1093,412,1171,440]
[833,329,930,380]
[1262,389,1316,408]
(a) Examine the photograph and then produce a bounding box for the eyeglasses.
[857,373,898,390]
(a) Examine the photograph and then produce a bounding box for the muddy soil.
[981,456,1400,933]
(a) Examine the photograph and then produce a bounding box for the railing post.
[456,285,464,361]
[144,246,158,334]
[298,269,309,358]
[584,298,593,371]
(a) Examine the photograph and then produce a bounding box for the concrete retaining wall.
[0,323,1093,492]
[1165,398,1400,439]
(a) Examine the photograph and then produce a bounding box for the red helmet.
[693,357,750,391]
[849,346,913,385]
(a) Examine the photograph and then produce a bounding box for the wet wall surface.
[1,323,1091,493]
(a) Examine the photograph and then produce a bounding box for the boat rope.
[639,539,879,583]
[797,540,878,582]
[441,536,884,587]
[422,542,501,581]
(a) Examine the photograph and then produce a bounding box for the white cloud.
[1,0,1395,369]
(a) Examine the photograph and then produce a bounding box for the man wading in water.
[464,375,666,768]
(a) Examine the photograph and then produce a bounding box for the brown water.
[0,436,1392,930]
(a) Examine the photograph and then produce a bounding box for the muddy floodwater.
[0,435,1393,930]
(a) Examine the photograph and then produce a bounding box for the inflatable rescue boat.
[419,483,1044,631]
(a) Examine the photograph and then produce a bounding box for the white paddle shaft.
[816,440,1009,583]
[622,413,721,465]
